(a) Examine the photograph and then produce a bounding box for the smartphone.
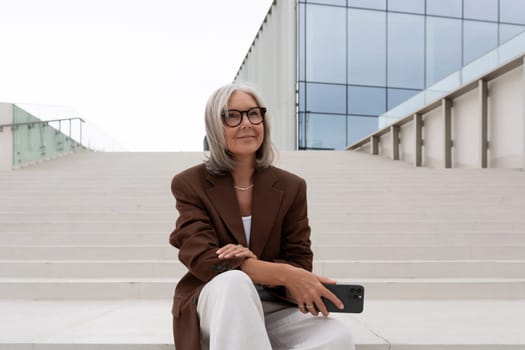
[322,284,364,313]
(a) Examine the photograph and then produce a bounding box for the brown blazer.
[169,163,313,350]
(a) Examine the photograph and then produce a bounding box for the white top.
[242,216,252,245]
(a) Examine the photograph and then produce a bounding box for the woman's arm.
[170,174,246,283]
[240,258,343,317]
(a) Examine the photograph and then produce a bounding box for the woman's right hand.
[216,243,257,260]
[283,266,344,317]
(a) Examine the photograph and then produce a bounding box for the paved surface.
[1,299,524,349]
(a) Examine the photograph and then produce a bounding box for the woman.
[169,83,355,350]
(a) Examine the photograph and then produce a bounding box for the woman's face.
[224,91,264,160]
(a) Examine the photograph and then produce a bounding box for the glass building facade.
[297,0,525,150]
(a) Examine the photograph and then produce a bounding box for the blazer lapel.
[250,167,284,256]
[205,172,248,246]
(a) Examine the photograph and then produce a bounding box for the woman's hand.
[217,243,257,260]
[283,266,344,318]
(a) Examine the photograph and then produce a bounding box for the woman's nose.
[239,112,252,127]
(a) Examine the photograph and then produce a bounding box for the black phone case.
[322,284,364,313]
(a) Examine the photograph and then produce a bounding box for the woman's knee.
[205,270,256,296]
[198,269,261,318]
[213,269,252,286]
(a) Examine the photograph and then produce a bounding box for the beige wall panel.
[235,0,296,151]
[0,103,13,170]
[452,89,479,168]
[380,132,392,160]
[488,67,524,168]
[422,108,443,167]
[400,122,415,164]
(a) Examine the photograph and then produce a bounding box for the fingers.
[312,298,328,317]
[298,303,309,314]
[216,244,243,258]
[216,244,256,259]
[315,275,344,311]
[297,300,323,317]
[290,272,344,317]
[317,275,337,284]
[322,288,344,312]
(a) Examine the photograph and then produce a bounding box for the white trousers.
[197,270,355,350]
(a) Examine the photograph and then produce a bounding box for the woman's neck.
[231,156,255,186]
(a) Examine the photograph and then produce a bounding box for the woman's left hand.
[217,244,257,260]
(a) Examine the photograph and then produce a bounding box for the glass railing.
[0,103,125,168]
[11,105,84,165]
[379,30,525,128]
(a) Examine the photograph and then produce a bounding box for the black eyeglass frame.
[221,107,267,128]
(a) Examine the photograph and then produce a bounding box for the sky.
[0,0,274,151]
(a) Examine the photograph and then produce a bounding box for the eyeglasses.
[221,107,266,127]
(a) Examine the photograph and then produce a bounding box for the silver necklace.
[234,184,254,191]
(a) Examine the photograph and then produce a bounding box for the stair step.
[2,221,525,234]
[0,233,169,245]
[1,151,525,349]
[313,245,525,260]
[1,299,523,350]
[2,244,524,260]
[1,260,524,278]
[0,245,179,260]
[0,209,525,220]
[0,278,523,299]
[1,232,525,245]
[0,278,177,299]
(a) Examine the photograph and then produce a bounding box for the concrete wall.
[422,108,443,168]
[235,0,296,151]
[400,120,415,164]
[379,131,392,160]
[488,66,524,168]
[0,103,13,170]
[452,89,479,168]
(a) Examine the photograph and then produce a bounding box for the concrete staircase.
[0,151,524,349]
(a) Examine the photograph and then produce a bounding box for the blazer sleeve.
[274,178,313,272]
[169,174,246,283]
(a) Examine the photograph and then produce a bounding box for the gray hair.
[204,83,277,175]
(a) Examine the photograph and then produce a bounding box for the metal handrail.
[0,117,85,131]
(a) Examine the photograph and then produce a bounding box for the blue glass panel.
[427,0,462,18]
[299,3,306,81]
[387,88,420,110]
[388,0,424,14]
[306,114,346,149]
[347,115,378,145]
[500,24,525,44]
[464,21,498,64]
[299,82,306,112]
[347,0,386,10]
[306,4,346,83]
[348,86,386,115]
[348,9,386,86]
[464,0,498,21]
[298,113,307,149]
[306,83,346,114]
[426,17,462,86]
[501,0,525,25]
[306,0,346,5]
[387,13,424,89]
